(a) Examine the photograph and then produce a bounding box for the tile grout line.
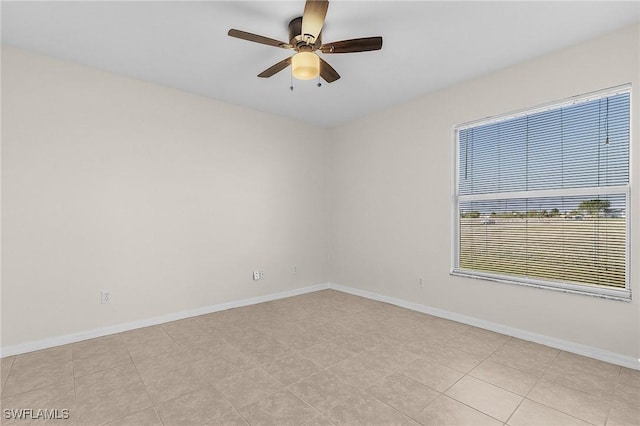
[509,349,604,426]
[276,321,504,424]
[70,352,78,424]
[0,357,15,398]
[212,384,251,426]
[204,335,337,425]
[121,340,164,426]
[432,343,506,425]
[602,365,624,426]
[448,336,527,425]
[303,332,480,425]
[160,320,304,425]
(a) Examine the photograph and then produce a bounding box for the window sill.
[450,269,631,302]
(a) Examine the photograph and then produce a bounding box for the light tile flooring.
[1,290,638,425]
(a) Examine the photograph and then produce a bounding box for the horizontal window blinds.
[455,88,630,296]
[459,92,630,195]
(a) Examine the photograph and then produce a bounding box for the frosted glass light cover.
[292,52,320,80]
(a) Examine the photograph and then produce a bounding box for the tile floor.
[1,290,638,425]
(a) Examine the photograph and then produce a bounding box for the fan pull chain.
[317,74,322,87]
[290,70,294,91]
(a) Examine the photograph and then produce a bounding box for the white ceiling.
[2,1,639,127]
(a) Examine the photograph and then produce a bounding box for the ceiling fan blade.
[228,29,292,49]
[301,0,329,41]
[257,57,292,78]
[320,36,383,54]
[319,57,340,83]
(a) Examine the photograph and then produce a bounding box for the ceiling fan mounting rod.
[288,17,321,49]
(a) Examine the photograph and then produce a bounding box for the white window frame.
[451,85,632,301]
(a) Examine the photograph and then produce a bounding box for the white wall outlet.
[292,266,297,273]
[259,270,265,280]
[100,290,112,304]
[418,277,424,287]
[253,270,260,280]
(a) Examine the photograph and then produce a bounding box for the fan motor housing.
[288,17,322,49]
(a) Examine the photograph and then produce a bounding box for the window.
[452,86,631,300]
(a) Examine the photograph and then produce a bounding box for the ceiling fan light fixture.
[228,0,382,83]
[291,52,319,80]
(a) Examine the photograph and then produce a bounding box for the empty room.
[1,1,639,425]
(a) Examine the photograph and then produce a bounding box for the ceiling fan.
[228,0,383,83]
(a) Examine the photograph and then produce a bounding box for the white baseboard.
[4,281,638,371]
[328,283,640,371]
[0,283,330,358]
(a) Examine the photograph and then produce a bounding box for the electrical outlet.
[259,270,265,280]
[292,266,297,273]
[418,277,423,287]
[253,270,260,280]
[100,290,112,304]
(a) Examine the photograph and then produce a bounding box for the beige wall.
[1,46,329,348]
[2,24,639,361]
[328,24,640,359]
